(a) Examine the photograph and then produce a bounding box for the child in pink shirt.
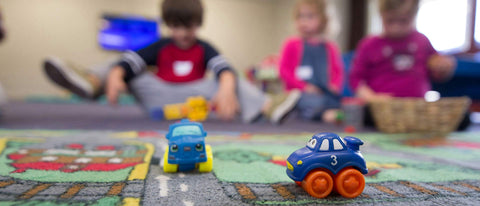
[279,0,344,123]
[350,0,455,102]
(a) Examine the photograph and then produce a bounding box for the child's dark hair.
[162,0,204,27]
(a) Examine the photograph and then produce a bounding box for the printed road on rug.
[0,129,479,205]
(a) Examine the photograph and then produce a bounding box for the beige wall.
[199,0,277,75]
[0,0,160,98]
[0,0,350,99]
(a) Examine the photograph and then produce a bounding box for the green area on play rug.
[364,154,480,183]
[212,143,480,184]
[360,133,480,161]
[0,129,80,138]
[0,196,120,206]
[213,143,297,183]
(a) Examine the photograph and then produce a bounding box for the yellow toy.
[163,96,209,122]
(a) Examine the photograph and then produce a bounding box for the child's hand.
[370,93,393,102]
[106,66,127,105]
[212,71,239,121]
[304,84,322,94]
[428,54,456,82]
[357,84,392,103]
[212,89,240,121]
[328,85,341,95]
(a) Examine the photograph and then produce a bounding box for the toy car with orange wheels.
[286,133,368,198]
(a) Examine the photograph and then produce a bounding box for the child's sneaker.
[268,90,302,124]
[44,57,99,99]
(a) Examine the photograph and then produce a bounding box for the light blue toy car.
[162,119,213,173]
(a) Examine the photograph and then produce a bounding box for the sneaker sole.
[44,58,93,99]
[271,90,302,125]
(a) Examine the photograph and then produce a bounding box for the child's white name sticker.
[393,54,414,72]
[296,66,314,80]
[173,61,193,76]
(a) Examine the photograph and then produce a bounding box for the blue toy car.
[286,133,368,198]
[162,119,213,173]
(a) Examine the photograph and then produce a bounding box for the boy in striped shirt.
[44,0,300,124]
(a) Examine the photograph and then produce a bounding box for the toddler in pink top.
[279,0,344,123]
[350,0,455,102]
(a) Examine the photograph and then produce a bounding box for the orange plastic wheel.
[334,168,365,198]
[301,170,334,198]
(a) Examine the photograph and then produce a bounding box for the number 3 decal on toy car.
[330,155,337,166]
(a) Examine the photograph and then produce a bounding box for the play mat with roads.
[0,129,479,205]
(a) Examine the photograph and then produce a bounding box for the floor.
[1,102,479,205]
[0,102,351,133]
[1,102,478,133]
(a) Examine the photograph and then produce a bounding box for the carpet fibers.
[0,130,479,205]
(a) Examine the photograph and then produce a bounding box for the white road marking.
[180,184,188,192]
[157,140,168,150]
[18,149,28,154]
[84,150,116,156]
[67,165,79,170]
[179,173,191,206]
[41,156,58,162]
[107,157,123,163]
[183,200,194,206]
[155,175,170,197]
[45,149,79,155]
[158,140,168,167]
[74,157,92,163]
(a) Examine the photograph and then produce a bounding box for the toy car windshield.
[171,125,203,137]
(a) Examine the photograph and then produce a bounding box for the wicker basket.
[370,97,471,135]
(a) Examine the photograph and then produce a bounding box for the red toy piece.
[344,125,357,134]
